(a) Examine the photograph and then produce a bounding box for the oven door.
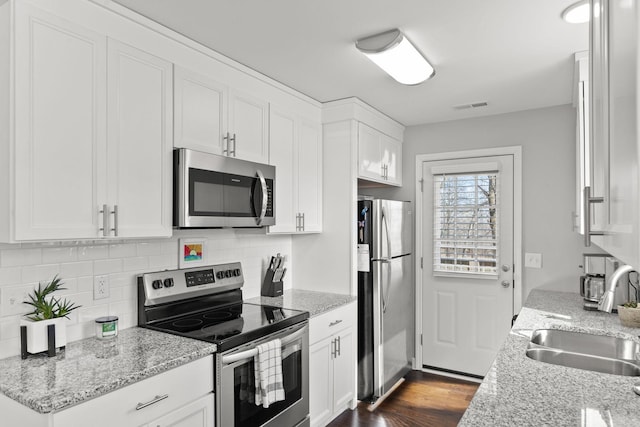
[217,322,309,427]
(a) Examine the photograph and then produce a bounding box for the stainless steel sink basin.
[526,329,640,376]
[530,329,640,361]
[526,347,640,376]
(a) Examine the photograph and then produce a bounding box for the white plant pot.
[20,317,67,354]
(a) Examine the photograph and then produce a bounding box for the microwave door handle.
[255,169,268,226]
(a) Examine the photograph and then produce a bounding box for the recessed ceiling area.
[113,0,588,126]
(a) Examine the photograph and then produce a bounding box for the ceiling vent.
[453,101,488,110]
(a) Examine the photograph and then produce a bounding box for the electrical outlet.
[94,275,109,300]
[524,252,542,269]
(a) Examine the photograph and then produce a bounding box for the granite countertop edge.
[246,288,357,317]
[0,328,217,414]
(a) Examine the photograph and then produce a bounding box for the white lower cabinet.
[1,356,214,427]
[309,302,356,427]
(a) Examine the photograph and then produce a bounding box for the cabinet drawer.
[54,355,214,427]
[309,302,356,345]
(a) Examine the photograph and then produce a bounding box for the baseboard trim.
[422,365,484,383]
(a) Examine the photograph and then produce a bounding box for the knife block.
[261,268,283,297]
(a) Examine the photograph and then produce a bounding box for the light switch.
[525,252,542,269]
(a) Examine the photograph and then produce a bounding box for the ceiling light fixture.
[562,0,590,24]
[355,29,435,85]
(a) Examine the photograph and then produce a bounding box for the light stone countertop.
[246,289,357,317]
[459,289,640,426]
[0,327,216,414]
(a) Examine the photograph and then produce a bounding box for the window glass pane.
[433,173,499,275]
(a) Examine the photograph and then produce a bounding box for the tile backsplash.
[0,229,292,358]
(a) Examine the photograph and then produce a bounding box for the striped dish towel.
[254,338,285,408]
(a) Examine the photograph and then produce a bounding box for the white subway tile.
[0,337,21,358]
[21,264,60,285]
[59,261,93,278]
[122,256,149,272]
[78,245,109,261]
[0,317,20,340]
[137,242,162,256]
[148,253,177,270]
[77,303,109,323]
[42,247,78,264]
[108,272,136,288]
[0,267,22,286]
[0,284,36,317]
[94,259,122,275]
[160,240,177,255]
[77,276,94,293]
[1,248,42,267]
[109,243,137,259]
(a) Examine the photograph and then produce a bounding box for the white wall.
[361,104,587,302]
[0,230,291,358]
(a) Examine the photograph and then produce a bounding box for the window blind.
[433,172,499,275]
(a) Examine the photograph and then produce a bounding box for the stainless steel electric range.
[138,262,310,427]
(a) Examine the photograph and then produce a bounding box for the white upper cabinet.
[4,2,172,241]
[269,104,322,234]
[228,88,270,163]
[107,40,173,238]
[174,66,228,156]
[12,3,107,241]
[358,122,402,186]
[174,68,269,164]
[587,0,640,267]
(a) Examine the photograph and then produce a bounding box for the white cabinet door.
[297,119,323,232]
[174,66,228,156]
[309,339,333,427]
[13,3,107,240]
[107,39,173,238]
[229,89,269,163]
[269,106,297,233]
[332,328,355,413]
[382,135,402,186]
[358,123,382,181]
[148,394,214,427]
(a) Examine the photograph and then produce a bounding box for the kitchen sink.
[526,329,640,376]
[526,347,640,376]
[530,329,640,361]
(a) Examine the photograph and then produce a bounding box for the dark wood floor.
[327,371,479,427]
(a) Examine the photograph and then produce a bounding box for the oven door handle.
[221,326,306,365]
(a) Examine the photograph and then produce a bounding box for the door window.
[433,172,499,276]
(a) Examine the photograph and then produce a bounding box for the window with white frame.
[433,172,499,275]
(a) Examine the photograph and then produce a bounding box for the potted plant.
[617,301,640,328]
[21,275,80,354]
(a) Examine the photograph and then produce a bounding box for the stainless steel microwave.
[174,148,275,228]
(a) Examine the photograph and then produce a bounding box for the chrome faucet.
[598,264,635,312]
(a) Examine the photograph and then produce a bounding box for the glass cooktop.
[149,302,308,352]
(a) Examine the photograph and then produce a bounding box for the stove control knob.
[216,271,224,280]
[163,278,174,288]
[233,269,241,277]
[224,270,231,278]
[152,279,163,290]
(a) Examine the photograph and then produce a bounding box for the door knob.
[501,265,510,272]
[501,280,511,288]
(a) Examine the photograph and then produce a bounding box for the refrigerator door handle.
[381,206,393,313]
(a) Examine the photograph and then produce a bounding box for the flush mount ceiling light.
[355,29,435,85]
[562,0,590,24]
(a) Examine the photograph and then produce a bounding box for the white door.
[421,155,514,377]
[296,118,322,232]
[268,106,297,233]
[107,39,173,238]
[228,89,269,163]
[358,123,382,181]
[148,394,214,427]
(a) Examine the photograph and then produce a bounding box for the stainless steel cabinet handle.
[501,280,511,288]
[302,213,305,231]
[583,186,604,246]
[99,204,108,237]
[296,213,301,231]
[135,394,169,411]
[111,205,118,237]
[230,133,236,157]
[330,338,336,358]
[329,319,343,327]
[223,132,230,155]
[337,335,341,356]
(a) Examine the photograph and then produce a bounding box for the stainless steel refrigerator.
[357,198,414,402]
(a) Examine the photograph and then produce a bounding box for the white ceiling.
[113,0,588,127]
